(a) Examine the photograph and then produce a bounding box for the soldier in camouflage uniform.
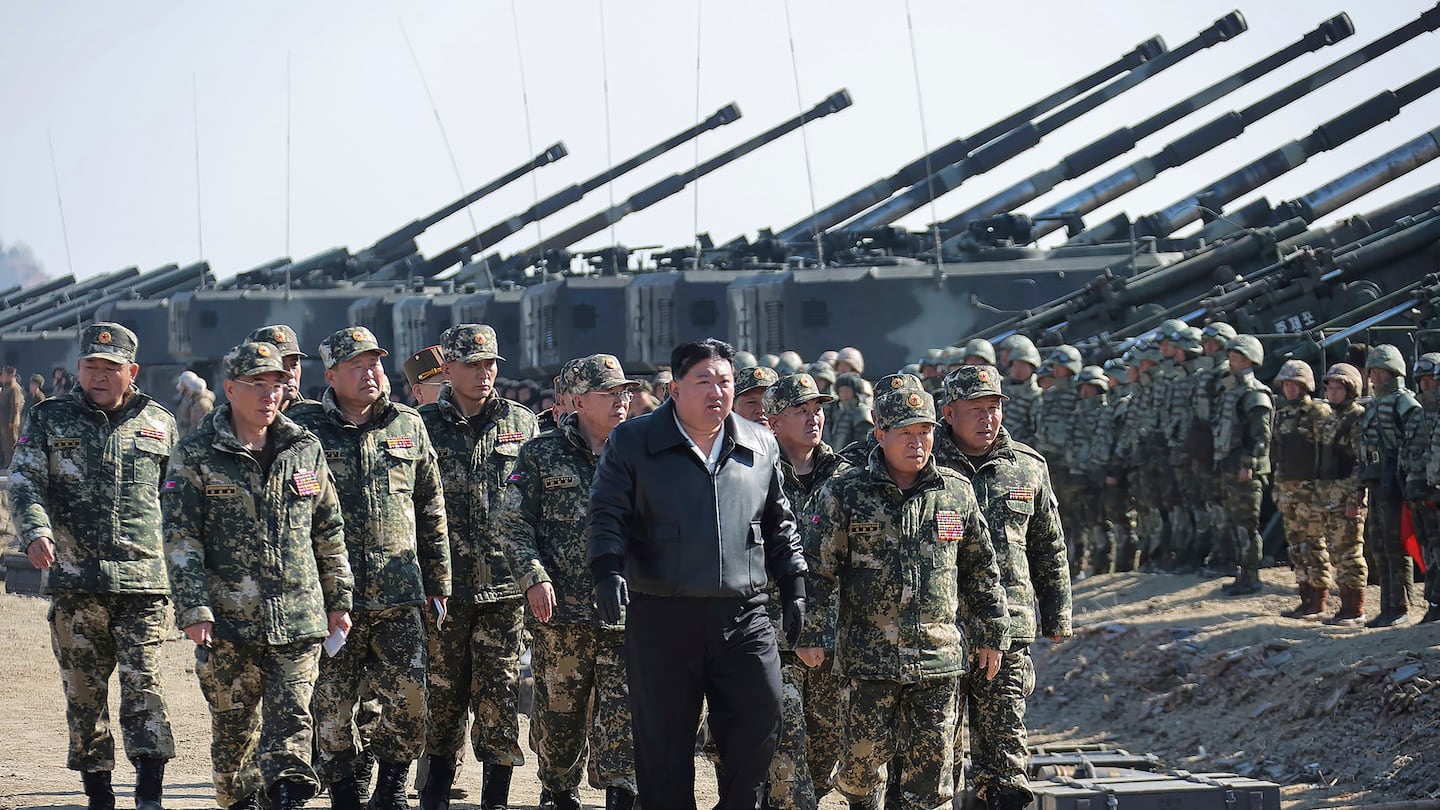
[1033,345,1083,578]
[1161,327,1210,571]
[1270,360,1333,620]
[1360,345,1421,627]
[1316,363,1369,626]
[762,373,850,807]
[163,341,354,810]
[496,354,640,810]
[835,374,925,468]
[1101,358,1140,572]
[919,349,946,395]
[1068,366,1112,578]
[1405,354,1440,625]
[1124,341,1170,568]
[1185,323,1236,572]
[287,328,452,809]
[249,325,314,412]
[10,323,177,810]
[1214,336,1274,596]
[735,366,780,428]
[796,388,1009,810]
[828,371,873,453]
[418,324,538,810]
[962,339,996,366]
[998,336,1042,448]
[936,365,1071,810]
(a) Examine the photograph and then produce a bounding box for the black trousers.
[625,593,781,810]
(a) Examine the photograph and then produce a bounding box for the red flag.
[1401,503,1426,574]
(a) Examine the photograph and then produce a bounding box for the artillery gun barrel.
[0,267,143,330]
[23,263,208,332]
[938,14,1352,250]
[838,11,1247,232]
[365,142,568,266]
[1310,273,1440,351]
[758,35,1167,246]
[428,103,742,278]
[479,91,853,281]
[1194,125,1440,241]
[0,274,76,310]
[1039,3,1440,246]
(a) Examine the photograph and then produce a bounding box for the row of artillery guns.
[4,4,1440,385]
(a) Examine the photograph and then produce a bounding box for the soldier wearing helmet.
[834,347,865,377]
[1158,326,1209,572]
[1100,357,1141,571]
[1127,339,1175,571]
[1408,353,1440,624]
[1214,335,1274,595]
[1189,323,1239,572]
[1071,366,1115,575]
[1313,362,1369,626]
[827,371,873,453]
[1000,336,1043,447]
[1270,359,1333,621]
[1034,346,1084,577]
[962,339,997,367]
[1359,344,1421,626]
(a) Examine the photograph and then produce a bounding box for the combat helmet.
[1048,345,1082,376]
[1001,334,1042,368]
[1273,359,1315,393]
[1414,352,1440,379]
[1321,362,1363,397]
[1364,344,1406,376]
[1076,364,1109,391]
[1171,326,1204,356]
[1200,322,1237,352]
[962,338,996,365]
[1226,335,1264,366]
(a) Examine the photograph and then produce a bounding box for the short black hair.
[671,338,736,380]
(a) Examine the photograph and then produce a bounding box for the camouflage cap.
[79,322,138,364]
[1414,352,1440,379]
[571,354,640,394]
[442,323,505,363]
[963,338,996,364]
[736,365,781,395]
[248,324,308,358]
[877,372,926,394]
[556,357,583,394]
[763,372,837,415]
[944,364,1009,402]
[806,360,837,386]
[1322,362,1363,395]
[318,326,389,369]
[402,345,445,388]
[224,341,286,379]
[874,388,938,430]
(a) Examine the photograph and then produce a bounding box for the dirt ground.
[2,567,1437,809]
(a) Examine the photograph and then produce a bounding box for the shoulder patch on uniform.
[1007,485,1035,501]
[291,469,321,497]
[205,484,238,498]
[162,479,178,491]
[506,472,522,484]
[543,475,580,489]
[386,435,415,450]
[936,510,965,541]
[52,437,81,449]
[324,449,341,461]
[808,514,822,524]
[15,435,27,445]
[138,426,168,441]
[497,431,527,444]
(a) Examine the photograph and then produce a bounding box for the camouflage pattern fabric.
[956,646,1036,808]
[799,452,1009,681]
[424,599,526,765]
[176,389,215,437]
[1407,391,1440,604]
[1361,379,1421,614]
[1274,480,1332,589]
[286,391,451,610]
[1101,384,1140,572]
[162,403,353,643]
[1033,378,1083,570]
[836,677,959,809]
[802,657,847,798]
[196,638,323,806]
[311,607,429,782]
[10,389,176,594]
[1215,367,1274,579]
[768,658,817,810]
[1001,376,1041,448]
[826,398,873,454]
[528,623,634,793]
[48,592,175,771]
[1314,479,1367,589]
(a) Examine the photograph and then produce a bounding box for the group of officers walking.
[13,318,1077,810]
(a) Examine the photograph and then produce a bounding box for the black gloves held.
[594,574,629,624]
[780,573,807,648]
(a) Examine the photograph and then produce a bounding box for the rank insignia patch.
[292,469,321,497]
[937,510,965,541]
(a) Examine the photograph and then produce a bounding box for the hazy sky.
[2,0,1439,282]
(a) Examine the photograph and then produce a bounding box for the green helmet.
[1048,344,1083,375]
[733,350,759,369]
[1201,321,1237,346]
[1364,344,1406,376]
[1226,335,1264,366]
[1157,319,1188,341]
[921,348,946,367]
[1001,334,1042,367]
[1172,326,1204,356]
[1273,359,1315,393]
[1076,364,1109,391]
[1102,357,1129,380]
[963,338,996,364]
[1414,352,1440,379]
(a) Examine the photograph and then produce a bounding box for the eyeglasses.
[231,379,287,396]
[586,389,634,402]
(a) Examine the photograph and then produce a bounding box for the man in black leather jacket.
[587,338,807,810]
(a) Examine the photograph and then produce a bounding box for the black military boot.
[1421,602,1440,624]
[547,788,581,810]
[133,757,165,810]
[417,755,455,810]
[355,748,376,806]
[604,786,636,810]
[269,779,314,810]
[82,770,116,810]
[226,795,262,810]
[479,764,513,810]
[369,760,410,810]
[1280,584,1311,618]
[329,771,365,810]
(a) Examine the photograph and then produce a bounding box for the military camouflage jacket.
[162,404,353,644]
[10,389,176,594]
[1359,382,1419,491]
[1165,356,1212,455]
[1101,389,1134,479]
[496,413,610,626]
[1214,368,1273,474]
[1317,397,1366,508]
[933,428,1070,645]
[1402,390,1440,498]
[836,432,878,468]
[1066,393,1110,476]
[1033,378,1077,467]
[800,450,1009,682]
[1002,376,1042,448]
[287,391,450,609]
[774,440,851,649]
[1271,396,1330,483]
[827,399,873,455]
[420,384,538,602]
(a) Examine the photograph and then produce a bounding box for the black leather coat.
[586,398,806,598]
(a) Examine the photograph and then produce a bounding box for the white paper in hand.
[323,625,348,657]
[431,597,447,630]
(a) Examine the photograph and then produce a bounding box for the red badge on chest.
[292,469,321,497]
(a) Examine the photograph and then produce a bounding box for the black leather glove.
[780,574,807,648]
[594,574,629,624]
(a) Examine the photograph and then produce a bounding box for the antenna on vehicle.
[784,0,823,267]
[903,0,945,280]
[401,18,478,238]
[599,0,619,275]
[193,73,205,263]
[691,0,705,267]
[46,130,75,277]
[508,1,543,250]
